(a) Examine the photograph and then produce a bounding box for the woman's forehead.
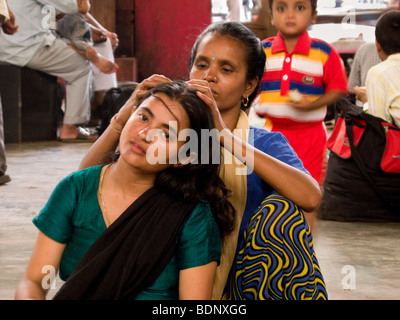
[139,94,189,130]
[196,33,247,61]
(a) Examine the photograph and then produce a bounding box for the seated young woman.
[14,81,235,300]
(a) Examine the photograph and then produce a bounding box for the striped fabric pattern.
[260,41,330,96]
[227,195,328,300]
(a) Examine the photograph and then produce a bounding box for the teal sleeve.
[32,173,78,244]
[177,202,222,270]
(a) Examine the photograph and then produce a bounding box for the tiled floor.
[1,140,399,300]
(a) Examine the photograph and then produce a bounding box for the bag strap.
[344,116,397,213]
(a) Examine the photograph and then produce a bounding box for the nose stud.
[203,74,217,82]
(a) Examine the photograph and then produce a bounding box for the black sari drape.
[53,187,196,300]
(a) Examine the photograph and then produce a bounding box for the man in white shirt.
[0,0,17,185]
[354,10,400,127]
[348,42,381,106]
[0,0,96,141]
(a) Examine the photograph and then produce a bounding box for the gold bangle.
[110,114,124,134]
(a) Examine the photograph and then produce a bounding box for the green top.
[33,165,221,300]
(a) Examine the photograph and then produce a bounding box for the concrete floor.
[1,140,399,300]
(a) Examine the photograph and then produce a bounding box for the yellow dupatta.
[212,110,249,299]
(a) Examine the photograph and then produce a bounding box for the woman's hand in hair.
[79,74,171,170]
[116,74,172,127]
[186,79,227,133]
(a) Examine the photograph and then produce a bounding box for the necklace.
[99,162,114,227]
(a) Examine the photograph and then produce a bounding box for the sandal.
[60,126,98,143]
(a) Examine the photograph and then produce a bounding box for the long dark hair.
[136,81,235,239]
[189,21,266,110]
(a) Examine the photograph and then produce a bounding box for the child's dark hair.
[189,21,266,111]
[138,81,236,239]
[268,0,318,13]
[375,10,400,56]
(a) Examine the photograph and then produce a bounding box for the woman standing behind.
[15,81,235,300]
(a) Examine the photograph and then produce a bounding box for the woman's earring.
[242,97,249,107]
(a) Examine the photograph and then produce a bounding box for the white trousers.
[92,38,117,92]
[26,38,92,125]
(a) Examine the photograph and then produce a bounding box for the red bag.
[381,124,400,173]
[328,112,400,174]
[324,98,400,216]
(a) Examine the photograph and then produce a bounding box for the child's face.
[271,0,317,39]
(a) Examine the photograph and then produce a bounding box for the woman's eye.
[277,5,285,11]
[138,113,148,121]
[222,66,233,73]
[160,131,170,139]
[196,62,208,69]
[297,5,305,10]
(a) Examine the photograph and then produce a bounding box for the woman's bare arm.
[179,262,217,300]
[15,232,66,300]
[219,130,321,212]
[188,80,322,212]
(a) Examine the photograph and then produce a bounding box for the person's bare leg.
[59,124,97,140]
[86,47,118,74]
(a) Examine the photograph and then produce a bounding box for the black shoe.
[0,174,11,185]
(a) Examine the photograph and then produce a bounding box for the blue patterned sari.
[227,195,328,300]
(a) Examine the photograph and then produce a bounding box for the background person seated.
[0,0,96,142]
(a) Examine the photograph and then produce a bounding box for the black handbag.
[319,98,400,222]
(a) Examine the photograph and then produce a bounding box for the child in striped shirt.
[253,0,348,228]
[254,0,347,189]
